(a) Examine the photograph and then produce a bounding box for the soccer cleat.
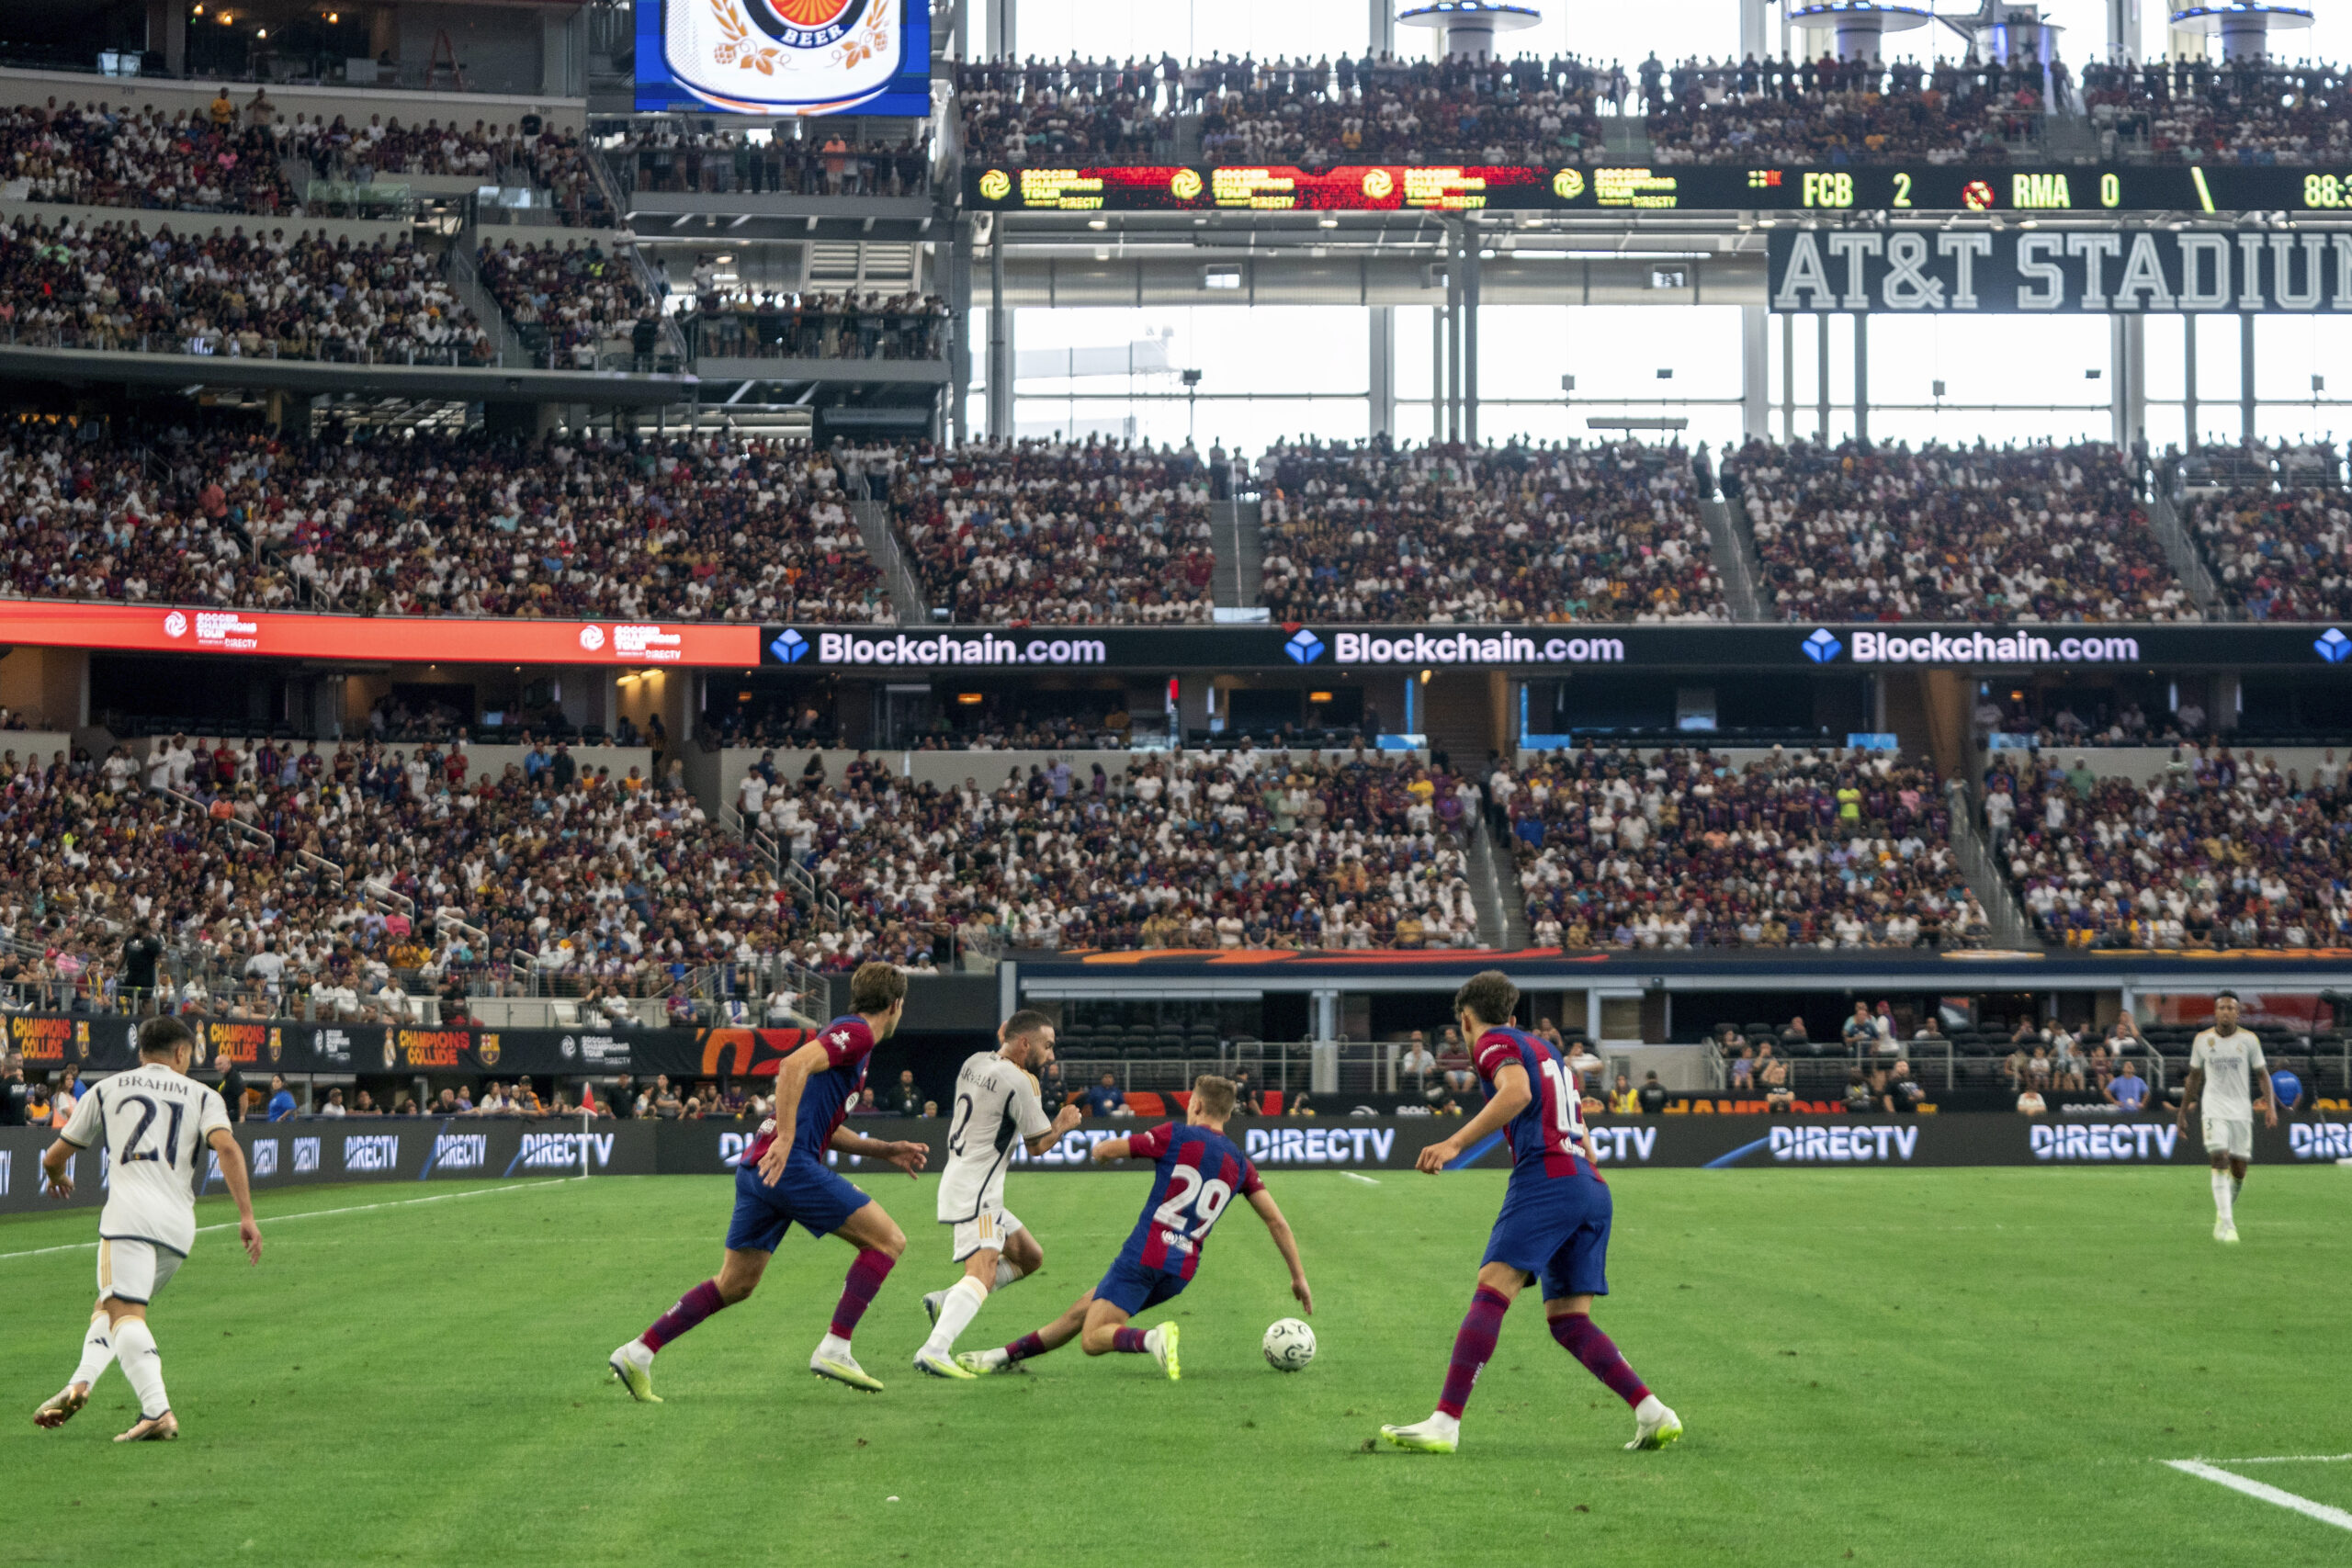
[1150,1322,1181,1382]
[32,1383,89,1429]
[1379,1414,1461,1454]
[921,1291,946,1327]
[607,1340,661,1404]
[114,1411,178,1443]
[956,1349,1019,1375]
[1627,1395,1683,1451]
[810,1345,885,1393]
[2215,1220,2241,1244]
[913,1348,977,1381]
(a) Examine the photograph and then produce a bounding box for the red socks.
[1438,1285,1512,1418]
[1002,1330,1050,1363]
[1551,1311,1651,1408]
[829,1248,896,1340]
[640,1280,727,1352]
[1110,1326,1151,1354]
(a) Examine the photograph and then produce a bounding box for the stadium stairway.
[1942,779,2042,949]
[1699,496,1767,621]
[1210,499,1262,611]
[853,499,933,622]
[2146,490,2229,618]
[444,231,533,371]
[1464,816,1529,950]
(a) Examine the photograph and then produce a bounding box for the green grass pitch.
[5,1166,2349,1566]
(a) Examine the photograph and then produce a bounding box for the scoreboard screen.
[967,164,2348,215]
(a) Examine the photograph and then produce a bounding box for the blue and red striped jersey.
[1473,1026,1596,1182]
[741,1015,876,1168]
[1112,1122,1265,1281]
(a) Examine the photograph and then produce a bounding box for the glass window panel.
[2254,315,2352,408]
[2190,314,2241,407]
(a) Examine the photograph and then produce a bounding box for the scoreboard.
[968,164,2352,215]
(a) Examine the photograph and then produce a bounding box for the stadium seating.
[1724,438,2197,622]
[1258,439,1725,624]
[473,237,649,368]
[0,102,298,211]
[2188,486,2352,620]
[1500,745,1987,948]
[606,129,931,197]
[1644,53,2044,164]
[2075,55,2352,164]
[679,291,948,362]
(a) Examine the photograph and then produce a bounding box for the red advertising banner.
[0,601,765,667]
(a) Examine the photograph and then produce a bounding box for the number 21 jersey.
[58,1063,232,1257]
[1114,1122,1263,1281]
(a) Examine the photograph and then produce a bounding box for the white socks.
[816,1333,854,1359]
[71,1311,116,1391]
[993,1258,1028,1292]
[2211,1168,2235,1224]
[112,1317,168,1420]
[922,1276,989,1358]
[1142,1326,1166,1355]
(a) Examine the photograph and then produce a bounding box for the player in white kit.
[910,1009,1083,1380]
[2177,992,2278,1244]
[33,1016,262,1440]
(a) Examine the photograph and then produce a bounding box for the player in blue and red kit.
[608,962,930,1399]
[1381,970,1681,1454]
[957,1074,1310,1380]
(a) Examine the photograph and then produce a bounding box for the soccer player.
[1381,970,1679,1456]
[910,1009,1084,1380]
[608,962,929,1399]
[34,1015,263,1441]
[2177,991,2278,1244]
[956,1074,1309,1380]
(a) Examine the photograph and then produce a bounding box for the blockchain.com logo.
[770,628,808,664]
[2316,627,2351,664]
[1803,628,1844,663]
[1284,628,1327,665]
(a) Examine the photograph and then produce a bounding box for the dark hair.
[1453,969,1520,1029]
[1002,1008,1055,1044]
[138,1015,197,1058]
[2214,989,2240,1003]
[849,960,908,1016]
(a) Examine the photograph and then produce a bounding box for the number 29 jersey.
[1474,1026,1594,1183]
[1114,1122,1264,1281]
[58,1063,232,1258]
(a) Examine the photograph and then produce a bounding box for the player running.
[956,1074,1309,1381]
[2178,991,2278,1244]
[1381,970,1679,1456]
[34,1015,263,1441]
[910,1009,1084,1380]
[609,962,929,1399]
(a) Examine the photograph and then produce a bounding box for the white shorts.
[2202,1116,2254,1161]
[949,1208,1023,1263]
[97,1238,184,1305]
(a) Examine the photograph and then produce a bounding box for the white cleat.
[115,1410,178,1443]
[608,1339,661,1403]
[921,1291,946,1328]
[2214,1220,2241,1244]
[1378,1413,1461,1454]
[1627,1394,1683,1450]
[810,1343,885,1393]
[956,1348,1018,1375]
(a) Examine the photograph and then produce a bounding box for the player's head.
[2213,991,2241,1032]
[1453,969,1520,1033]
[1188,1075,1238,1127]
[138,1014,198,1074]
[849,961,909,1036]
[999,1008,1057,1066]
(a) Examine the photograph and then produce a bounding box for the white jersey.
[59,1064,232,1258]
[2189,1028,2267,1121]
[936,1052,1052,1224]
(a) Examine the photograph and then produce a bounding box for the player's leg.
[958,1287,1092,1374]
[916,1208,1026,1376]
[996,1223,1043,1290]
[810,1192,904,1392]
[2203,1114,2239,1240]
[1074,1259,1182,1376]
[34,1294,119,1429]
[1381,1258,1526,1452]
[611,1171,787,1401]
[102,1243,183,1442]
[1540,1203,1680,1450]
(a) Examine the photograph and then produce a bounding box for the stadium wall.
[0,67,586,131]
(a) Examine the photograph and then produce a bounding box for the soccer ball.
[1261,1317,1316,1371]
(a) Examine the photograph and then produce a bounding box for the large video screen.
[634,0,930,117]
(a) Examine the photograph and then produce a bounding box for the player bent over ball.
[1381,970,1679,1456]
[958,1075,1309,1381]
[609,962,929,1400]
[910,1009,1084,1380]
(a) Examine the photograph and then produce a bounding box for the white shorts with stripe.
[949,1208,1023,1263]
[97,1238,184,1305]
[2202,1116,2253,1160]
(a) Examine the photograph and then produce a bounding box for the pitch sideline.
[2163,1459,2352,1534]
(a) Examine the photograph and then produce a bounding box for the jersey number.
[1151,1165,1233,1239]
[118,1094,186,1166]
[946,1092,975,1158]
[1537,1059,1579,1136]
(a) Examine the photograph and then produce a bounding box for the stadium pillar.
[1741,305,1769,442]
[1369,307,1396,439]
[1443,225,1464,442]
[2238,311,2256,444]
[983,0,1014,58]
[148,0,185,76]
[1780,311,1794,441]
[2183,317,2199,447]
[2112,313,2144,451]
[1815,313,1830,442]
[987,224,1012,440]
[1463,220,1481,446]
[949,221,974,444]
[1851,312,1869,446]
[1371,0,1396,53]
[1739,0,1770,61]
[2106,0,2141,63]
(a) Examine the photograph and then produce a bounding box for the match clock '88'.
[1262,1317,1316,1371]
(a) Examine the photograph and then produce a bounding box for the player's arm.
[828,1125,928,1177]
[208,1127,264,1263]
[1417,1061,1531,1174]
[1088,1136,1135,1163]
[2252,1048,2278,1128]
[2175,1066,2203,1132]
[755,1039,835,1182]
[1246,1187,1312,1314]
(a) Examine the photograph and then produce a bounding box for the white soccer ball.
[1261,1317,1316,1371]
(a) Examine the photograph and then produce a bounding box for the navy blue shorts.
[1093,1254,1190,1317]
[724,1154,871,1253]
[1481,1171,1612,1301]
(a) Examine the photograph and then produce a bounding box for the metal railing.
[0,321,496,367]
[164,788,276,853]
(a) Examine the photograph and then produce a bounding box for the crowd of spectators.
[609,127,930,198]
[1258,438,1725,623]
[1643,51,2048,164]
[1500,744,1988,949]
[2076,53,2352,164]
[886,437,1220,624]
[2189,485,2352,620]
[473,237,648,367]
[1724,438,2197,622]
[0,215,485,363]
[1987,747,2352,948]
[0,99,298,212]
[679,288,947,363]
[0,423,893,623]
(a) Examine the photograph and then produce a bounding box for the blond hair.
[1191,1075,1238,1121]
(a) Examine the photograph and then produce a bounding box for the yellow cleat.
[608,1342,662,1404]
[1151,1322,1181,1382]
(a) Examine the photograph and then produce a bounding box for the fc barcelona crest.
[664,0,904,115]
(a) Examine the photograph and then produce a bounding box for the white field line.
[1340,1171,1381,1186]
[2199,1455,2352,1465]
[0,1179,568,1263]
[2164,1460,2352,1534]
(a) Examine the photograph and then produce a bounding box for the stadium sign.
[1770,228,2352,313]
[633,0,931,117]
